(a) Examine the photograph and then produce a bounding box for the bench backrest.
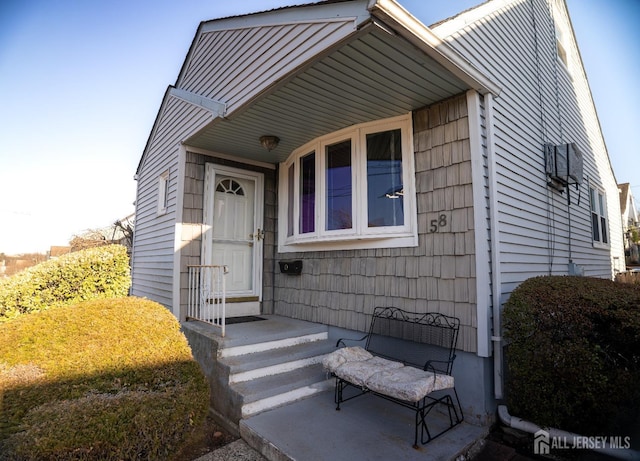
[365,307,460,375]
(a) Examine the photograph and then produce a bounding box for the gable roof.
[138,0,499,171]
[619,183,639,225]
[620,183,630,215]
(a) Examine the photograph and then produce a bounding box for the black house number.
[429,214,448,233]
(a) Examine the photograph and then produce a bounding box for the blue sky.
[0,0,638,254]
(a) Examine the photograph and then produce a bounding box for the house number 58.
[429,214,448,233]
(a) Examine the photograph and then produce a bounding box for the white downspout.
[467,90,491,358]
[484,92,504,400]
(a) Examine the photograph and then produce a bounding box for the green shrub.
[503,276,640,435]
[0,245,130,321]
[0,297,209,461]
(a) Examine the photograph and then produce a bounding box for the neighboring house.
[109,213,135,253]
[619,183,639,266]
[48,246,71,259]
[71,213,135,254]
[131,0,624,425]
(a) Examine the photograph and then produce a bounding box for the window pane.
[598,193,604,214]
[592,212,600,241]
[366,129,404,227]
[287,164,294,237]
[300,152,315,234]
[326,140,352,230]
[598,193,607,243]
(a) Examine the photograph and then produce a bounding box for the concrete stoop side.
[182,317,336,433]
[239,423,291,461]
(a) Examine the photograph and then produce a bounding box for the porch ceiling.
[183,24,471,165]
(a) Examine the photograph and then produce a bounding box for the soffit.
[184,24,471,164]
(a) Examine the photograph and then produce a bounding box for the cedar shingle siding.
[273,94,479,353]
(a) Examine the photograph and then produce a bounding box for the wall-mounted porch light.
[259,135,280,152]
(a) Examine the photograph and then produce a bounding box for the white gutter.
[498,406,639,460]
[368,0,501,97]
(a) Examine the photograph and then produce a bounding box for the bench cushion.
[322,346,373,372]
[334,356,404,387]
[324,346,455,402]
[364,366,455,402]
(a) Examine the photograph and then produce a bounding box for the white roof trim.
[201,0,371,33]
[431,0,512,38]
[369,0,502,96]
[169,88,227,117]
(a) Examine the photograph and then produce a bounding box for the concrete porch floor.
[184,315,488,460]
[240,389,487,461]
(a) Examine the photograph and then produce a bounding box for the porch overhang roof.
[181,0,500,165]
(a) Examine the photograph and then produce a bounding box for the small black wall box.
[279,260,302,275]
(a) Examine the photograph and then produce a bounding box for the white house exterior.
[619,183,639,265]
[131,0,624,424]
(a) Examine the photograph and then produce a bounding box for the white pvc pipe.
[498,405,639,460]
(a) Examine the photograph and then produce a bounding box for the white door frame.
[203,163,264,303]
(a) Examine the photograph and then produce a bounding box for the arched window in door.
[216,179,245,196]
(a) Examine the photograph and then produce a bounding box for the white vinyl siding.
[131,96,211,308]
[180,19,357,116]
[433,0,622,288]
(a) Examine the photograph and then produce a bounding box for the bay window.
[278,114,417,252]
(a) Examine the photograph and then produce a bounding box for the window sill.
[278,233,418,253]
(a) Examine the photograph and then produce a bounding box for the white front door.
[203,164,264,315]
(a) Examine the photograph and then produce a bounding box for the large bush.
[0,297,209,460]
[0,245,130,321]
[503,276,640,435]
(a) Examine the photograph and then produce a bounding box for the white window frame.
[553,10,572,77]
[157,170,169,216]
[278,113,417,253]
[589,186,609,248]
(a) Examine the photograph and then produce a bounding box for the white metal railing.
[187,265,228,336]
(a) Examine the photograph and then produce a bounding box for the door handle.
[250,229,265,241]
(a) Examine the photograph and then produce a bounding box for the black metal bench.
[322,307,463,448]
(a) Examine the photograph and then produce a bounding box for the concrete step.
[220,331,329,358]
[184,315,337,427]
[224,339,336,383]
[218,316,329,358]
[224,336,336,418]
[233,363,334,417]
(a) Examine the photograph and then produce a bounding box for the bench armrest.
[336,334,369,348]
